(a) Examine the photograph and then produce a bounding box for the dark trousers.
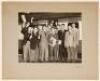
[58,45,67,61]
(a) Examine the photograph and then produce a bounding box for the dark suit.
[58,30,67,61]
[30,32,39,62]
[21,27,31,62]
[21,27,31,45]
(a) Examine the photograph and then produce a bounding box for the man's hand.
[58,40,62,45]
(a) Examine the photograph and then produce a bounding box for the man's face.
[43,26,46,31]
[38,26,42,30]
[48,25,51,29]
[72,23,76,28]
[28,27,32,33]
[34,28,38,33]
[26,22,30,27]
[61,25,65,30]
[58,25,61,30]
[68,26,73,32]
[63,24,65,27]
[64,25,68,30]
[57,25,59,28]
[45,22,48,26]
[51,28,56,34]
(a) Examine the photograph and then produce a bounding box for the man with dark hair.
[21,22,31,62]
[38,25,49,62]
[48,26,59,61]
[64,23,74,62]
[72,22,79,62]
[58,24,67,62]
[30,27,39,62]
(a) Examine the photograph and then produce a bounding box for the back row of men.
[21,22,80,62]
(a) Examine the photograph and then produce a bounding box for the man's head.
[43,25,47,32]
[28,26,33,34]
[57,24,61,30]
[51,26,57,34]
[33,27,38,34]
[26,22,30,28]
[49,20,54,26]
[68,23,73,31]
[38,25,43,30]
[72,23,76,28]
[61,24,65,31]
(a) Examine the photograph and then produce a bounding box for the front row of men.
[21,22,79,62]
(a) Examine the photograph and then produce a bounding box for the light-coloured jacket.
[73,28,79,47]
[64,31,74,47]
[64,28,79,48]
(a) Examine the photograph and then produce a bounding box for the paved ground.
[18,54,82,63]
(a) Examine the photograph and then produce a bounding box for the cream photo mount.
[2,2,98,80]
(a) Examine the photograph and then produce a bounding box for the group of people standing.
[21,20,79,63]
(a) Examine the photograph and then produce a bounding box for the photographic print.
[3,2,98,79]
[18,12,82,63]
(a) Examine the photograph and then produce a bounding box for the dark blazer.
[30,32,39,49]
[58,30,66,46]
[21,27,31,45]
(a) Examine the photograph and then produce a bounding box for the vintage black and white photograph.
[18,12,82,63]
